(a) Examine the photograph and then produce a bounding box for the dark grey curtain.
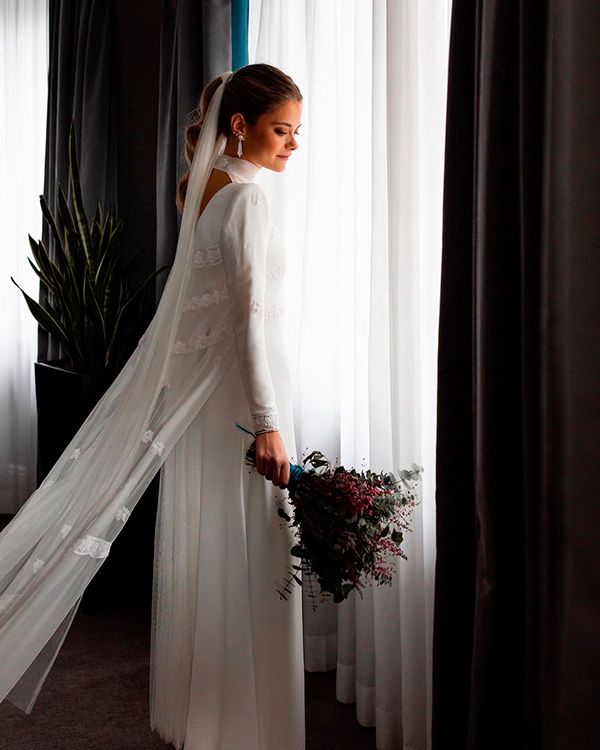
[156,0,231,295]
[40,0,118,361]
[433,2,600,749]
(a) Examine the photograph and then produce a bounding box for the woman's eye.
[276,129,287,135]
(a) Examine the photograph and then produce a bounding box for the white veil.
[0,73,238,712]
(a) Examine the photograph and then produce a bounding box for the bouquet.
[237,425,423,608]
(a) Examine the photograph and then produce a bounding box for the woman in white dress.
[0,64,305,750]
[150,65,305,749]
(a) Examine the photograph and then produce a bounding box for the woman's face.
[233,99,302,172]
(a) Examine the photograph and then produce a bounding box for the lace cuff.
[253,412,279,434]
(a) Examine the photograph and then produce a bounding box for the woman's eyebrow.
[270,121,302,128]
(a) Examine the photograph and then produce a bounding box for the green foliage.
[11,119,168,374]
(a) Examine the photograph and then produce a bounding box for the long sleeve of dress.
[219,183,279,434]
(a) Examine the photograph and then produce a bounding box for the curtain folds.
[249,2,452,747]
[433,2,600,749]
[0,0,48,513]
[41,0,118,362]
[156,0,231,292]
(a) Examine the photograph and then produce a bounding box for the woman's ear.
[230,113,246,136]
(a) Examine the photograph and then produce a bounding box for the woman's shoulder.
[220,182,269,221]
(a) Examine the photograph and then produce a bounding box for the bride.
[0,63,305,749]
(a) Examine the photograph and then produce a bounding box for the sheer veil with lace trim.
[0,73,240,712]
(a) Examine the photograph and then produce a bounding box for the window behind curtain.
[0,0,49,513]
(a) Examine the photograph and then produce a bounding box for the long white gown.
[149,154,305,750]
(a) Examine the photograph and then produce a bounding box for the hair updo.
[176,63,302,212]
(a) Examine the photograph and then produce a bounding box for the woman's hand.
[254,431,290,489]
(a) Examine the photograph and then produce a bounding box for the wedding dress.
[149,154,305,749]
[0,72,305,749]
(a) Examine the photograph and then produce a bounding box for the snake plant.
[12,120,168,374]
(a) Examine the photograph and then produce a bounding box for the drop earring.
[236,133,244,158]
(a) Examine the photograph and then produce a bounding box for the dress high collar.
[214,154,260,184]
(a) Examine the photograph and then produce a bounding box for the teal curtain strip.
[231,0,249,69]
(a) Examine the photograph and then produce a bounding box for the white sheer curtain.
[0,0,49,513]
[249,2,451,748]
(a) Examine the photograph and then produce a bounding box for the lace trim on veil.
[73,535,111,559]
[193,246,222,266]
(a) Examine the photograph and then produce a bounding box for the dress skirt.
[149,332,305,750]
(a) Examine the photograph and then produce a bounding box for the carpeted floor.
[0,517,376,749]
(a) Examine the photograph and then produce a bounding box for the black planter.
[34,359,157,615]
[34,360,112,485]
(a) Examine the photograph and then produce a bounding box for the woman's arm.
[219,184,289,489]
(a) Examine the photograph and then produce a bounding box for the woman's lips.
[277,155,289,159]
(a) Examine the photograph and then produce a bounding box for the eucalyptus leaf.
[391,530,404,544]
